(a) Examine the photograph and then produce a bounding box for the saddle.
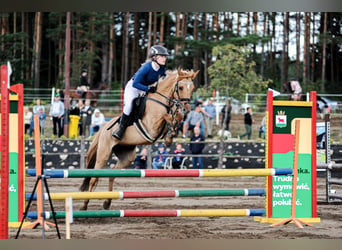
[128,95,147,126]
[108,95,166,142]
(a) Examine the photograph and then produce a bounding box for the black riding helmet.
[149,45,169,58]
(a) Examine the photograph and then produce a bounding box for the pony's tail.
[79,131,100,192]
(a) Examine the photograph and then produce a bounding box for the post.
[215,90,219,125]
[0,65,9,239]
[271,120,313,228]
[324,114,331,202]
[65,197,73,239]
[63,12,71,137]
[80,136,85,169]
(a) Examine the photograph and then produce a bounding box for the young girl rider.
[112,45,169,140]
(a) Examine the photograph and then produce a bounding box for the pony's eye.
[179,86,183,91]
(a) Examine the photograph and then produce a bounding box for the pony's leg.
[81,142,114,211]
[103,176,115,210]
[80,177,99,210]
[103,146,136,210]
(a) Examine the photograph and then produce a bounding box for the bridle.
[146,79,193,137]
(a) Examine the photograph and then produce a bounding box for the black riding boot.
[112,113,130,140]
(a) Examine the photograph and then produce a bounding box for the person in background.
[203,99,216,138]
[152,144,168,169]
[55,88,64,103]
[196,99,210,137]
[80,99,93,138]
[134,147,148,169]
[77,99,85,136]
[182,104,205,138]
[78,69,90,100]
[69,99,80,116]
[189,126,205,169]
[195,97,203,106]
[172,143,186,169]
[37,106,46,135]
[24,106,33,135]
[221,100,232,131]
[259,115,266,139]
[289,79,302,101]
[90,108,105,136]
[49,94,65,137]
[239,107,254,140]
[29,98,45,137]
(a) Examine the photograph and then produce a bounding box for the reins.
[146,78,193,137]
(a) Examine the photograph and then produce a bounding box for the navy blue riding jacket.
[132,61,166,92]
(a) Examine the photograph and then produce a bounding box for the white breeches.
[123,79,145,116]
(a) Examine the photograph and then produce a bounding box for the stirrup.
[112,130,123,140]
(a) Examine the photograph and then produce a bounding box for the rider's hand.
[149,86,157,93]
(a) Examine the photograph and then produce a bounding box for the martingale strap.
[146,97,171,113]
[134,119,167,143]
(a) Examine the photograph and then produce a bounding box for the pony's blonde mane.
[157,69,195,93]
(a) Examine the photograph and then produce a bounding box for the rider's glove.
[149,86,157,93]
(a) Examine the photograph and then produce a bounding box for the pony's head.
[172,68,199,113]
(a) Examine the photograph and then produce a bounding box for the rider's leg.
[112,113,130,140]
[112,80,140,140]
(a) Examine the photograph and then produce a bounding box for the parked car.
[316,122,326,149]
[317,96,340,113]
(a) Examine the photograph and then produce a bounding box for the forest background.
[0,12,341,100]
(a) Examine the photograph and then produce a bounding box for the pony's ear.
[177,67,183,75]
[192,70,200,79]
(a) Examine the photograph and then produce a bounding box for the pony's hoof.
[103,200,111,210]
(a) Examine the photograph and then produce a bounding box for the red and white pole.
[0,65,9,239]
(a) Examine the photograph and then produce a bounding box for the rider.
[112,45,169,140]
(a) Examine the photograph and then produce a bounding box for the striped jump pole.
[25,188,266,201]
[26,168,293,178]
[26,209,266,219]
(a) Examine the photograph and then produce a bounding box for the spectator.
[239,107,254,140]
[77,100,85,136]
[197,101,210,137]
[134,147,148,169]
[24,106,33,135]
[172,143,186,169]
[90,108,105,136]
[203,99,216,138]
[152,144,168,169]
[289,79,302,101]
[182,105,205,138]
[259,116,266,139]
[78,69,90,99]
[195,97,203,106]
[69,99,80,116]
[29,98,45,137]
[80,99,93,137]
[55,88,64,102]
[37,106,46,135]
[221,100,232,131]
[49,94,65,137]
[189,126,205,169]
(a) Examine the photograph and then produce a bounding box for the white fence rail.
[23,88,342,115]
